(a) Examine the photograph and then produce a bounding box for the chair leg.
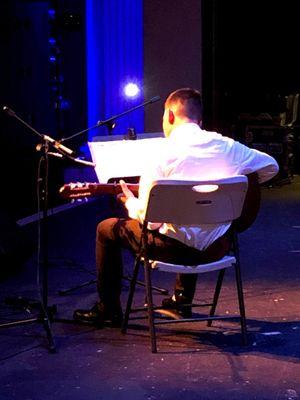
[234,262,248,345]
[121,256,141,334]
[144,260,157,353]
[207,269,225,327]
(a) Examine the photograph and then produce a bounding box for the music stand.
[58,130,169,296]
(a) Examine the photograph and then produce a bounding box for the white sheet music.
[88,136,166,183]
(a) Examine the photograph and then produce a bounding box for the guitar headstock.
[59,182,97,199]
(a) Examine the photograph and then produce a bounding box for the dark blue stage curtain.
[86,0,144,139]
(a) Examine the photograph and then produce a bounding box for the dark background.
[143,0,202,132]
[0,0,86,220]
[201,1,300,133]
[0,0,299,220]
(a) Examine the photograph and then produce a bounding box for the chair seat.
[152,255,236,274]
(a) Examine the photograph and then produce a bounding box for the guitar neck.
[59,182,139,199]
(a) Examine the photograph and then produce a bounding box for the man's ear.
[168,110,175,124]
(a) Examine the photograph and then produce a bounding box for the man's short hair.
[166,88,202,122]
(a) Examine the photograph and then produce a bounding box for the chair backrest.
[144,176,248,226]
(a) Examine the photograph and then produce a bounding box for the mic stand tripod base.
[0,302,57,353]
[58,276,168,296]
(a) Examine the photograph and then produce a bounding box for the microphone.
[149,95,160,103]
[3,106,16,117]
[46,151,96,167]
[73,157,96,167]
[43,135,74,156]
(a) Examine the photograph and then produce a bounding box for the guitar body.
[234,172,261,232]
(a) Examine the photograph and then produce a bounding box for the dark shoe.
[73,302,123,327]
[73,303,105,327]
[161,294,192,318]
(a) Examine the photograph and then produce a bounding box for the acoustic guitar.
[59,172,260,233]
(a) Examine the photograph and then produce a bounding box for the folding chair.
[121,176,249,353]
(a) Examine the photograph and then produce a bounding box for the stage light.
[124,83,140,98]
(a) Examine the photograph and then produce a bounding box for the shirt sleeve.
[232,141,279,183]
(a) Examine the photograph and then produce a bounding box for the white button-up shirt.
[125,123,279,250]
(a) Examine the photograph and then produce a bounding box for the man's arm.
[233,140,279,183]
[119,162,164,229]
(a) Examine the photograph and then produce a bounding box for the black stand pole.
[0,106,91,352]
[36,138,56,352]
[0,136,56,353]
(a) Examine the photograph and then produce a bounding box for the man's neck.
[168,121,201,138]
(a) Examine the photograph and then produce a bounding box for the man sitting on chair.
[73,88,279,326]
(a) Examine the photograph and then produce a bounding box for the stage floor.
[0,176,299,400]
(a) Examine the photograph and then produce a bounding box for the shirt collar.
[168,122,202,141]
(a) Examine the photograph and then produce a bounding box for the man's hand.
[119,179,141,221]
[119,179,135,200]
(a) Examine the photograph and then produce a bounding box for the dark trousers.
[96,217,232,309]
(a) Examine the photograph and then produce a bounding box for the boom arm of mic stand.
[60,95,161,143]
[2,105,75,156]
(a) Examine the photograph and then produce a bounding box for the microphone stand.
[0,107,94,353]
